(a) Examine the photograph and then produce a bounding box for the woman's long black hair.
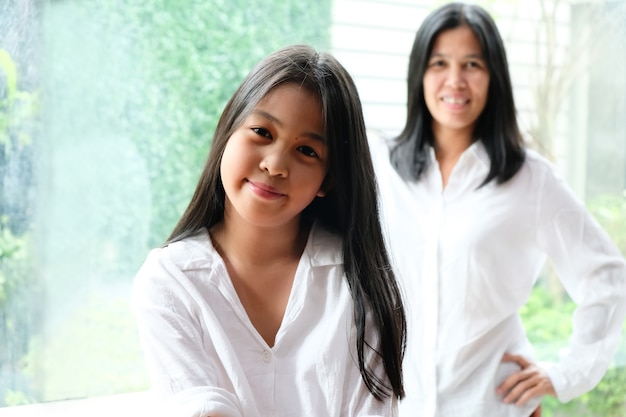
[391,2,525,186]
[167,44,406,401]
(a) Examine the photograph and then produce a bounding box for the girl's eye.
[466,61,483,69]
[252,127,272,139]
[297,145,319,158]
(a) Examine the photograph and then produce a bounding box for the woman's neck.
[432,126,474,188]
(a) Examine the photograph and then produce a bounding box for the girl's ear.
[317,175,335,198]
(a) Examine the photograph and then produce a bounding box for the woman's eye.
[429,59,445,67]
[252,127,272,138]
[297,146,319,158]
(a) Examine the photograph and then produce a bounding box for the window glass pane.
[1,0,330,406]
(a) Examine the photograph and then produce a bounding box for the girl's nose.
[259,151,288,177]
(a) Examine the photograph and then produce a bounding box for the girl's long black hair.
[391,2,525,186]
[167,44,406,401]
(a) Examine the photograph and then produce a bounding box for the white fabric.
[131,224,395,417]
[370,133,626,417]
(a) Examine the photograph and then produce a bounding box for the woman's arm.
[534,163,626,402]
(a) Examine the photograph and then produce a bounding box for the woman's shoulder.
[517,147,584,208]
[367,128,394,155]
[518,147,563,182]
[523,147,553,166]
[367,129,408,182]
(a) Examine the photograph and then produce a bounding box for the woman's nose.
[445,65,466,88]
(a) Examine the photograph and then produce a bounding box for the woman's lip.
[247,180,285,199]
[440,96,470,111]
[441,96,469,104]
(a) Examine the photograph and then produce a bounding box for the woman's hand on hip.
[496,353,556,407]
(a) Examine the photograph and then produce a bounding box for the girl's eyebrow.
[251,109,327,143]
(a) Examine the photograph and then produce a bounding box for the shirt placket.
[420,189,444,417]
[259,346,277,416]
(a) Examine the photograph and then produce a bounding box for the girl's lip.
[246,180,285,199]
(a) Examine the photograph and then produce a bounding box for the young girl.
[132,44,406,417]
[371,2,626,417]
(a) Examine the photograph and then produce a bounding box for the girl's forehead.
[262,82,319,101]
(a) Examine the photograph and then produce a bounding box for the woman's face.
[423,25,490,140]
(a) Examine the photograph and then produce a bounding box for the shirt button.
[262,349,272,363]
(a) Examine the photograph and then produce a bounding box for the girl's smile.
[246,179,286,200]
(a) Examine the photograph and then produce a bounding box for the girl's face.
[423,25,490,140]
[220,83,328,231]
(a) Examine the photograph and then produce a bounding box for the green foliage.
[522,284,626,417]
[19,0,332,405]
[0,49,17,147]
[0,219,38,408]
[519,284,575,360]
[129,0,330,246]
[0,216,27,304]
[0,48,38,150]
[580,194,626,416]
[582,361,626,417]
[4,390,31,406]
[46,0,332,248]
[521,193,626,416]
[31,293,149,401]
[0,45,39,407]
[587,194,626,256]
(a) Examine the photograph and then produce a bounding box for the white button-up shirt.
[131,224,395,417]
[370,134,626,417]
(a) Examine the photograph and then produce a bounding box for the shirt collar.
[305,223,343,267]
[466,139,490,169]
[427,139,490,170]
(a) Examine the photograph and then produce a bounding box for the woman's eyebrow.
[429,52,485,59]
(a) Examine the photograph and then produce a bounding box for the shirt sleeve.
[131,249,254,417]
[535,163,626,402]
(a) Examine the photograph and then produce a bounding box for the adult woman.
[370,3,626,417]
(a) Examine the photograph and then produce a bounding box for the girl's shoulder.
[132,230,226,315]
[142,229,221,276]
[132,229,229,307]
[305,223,343,267]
